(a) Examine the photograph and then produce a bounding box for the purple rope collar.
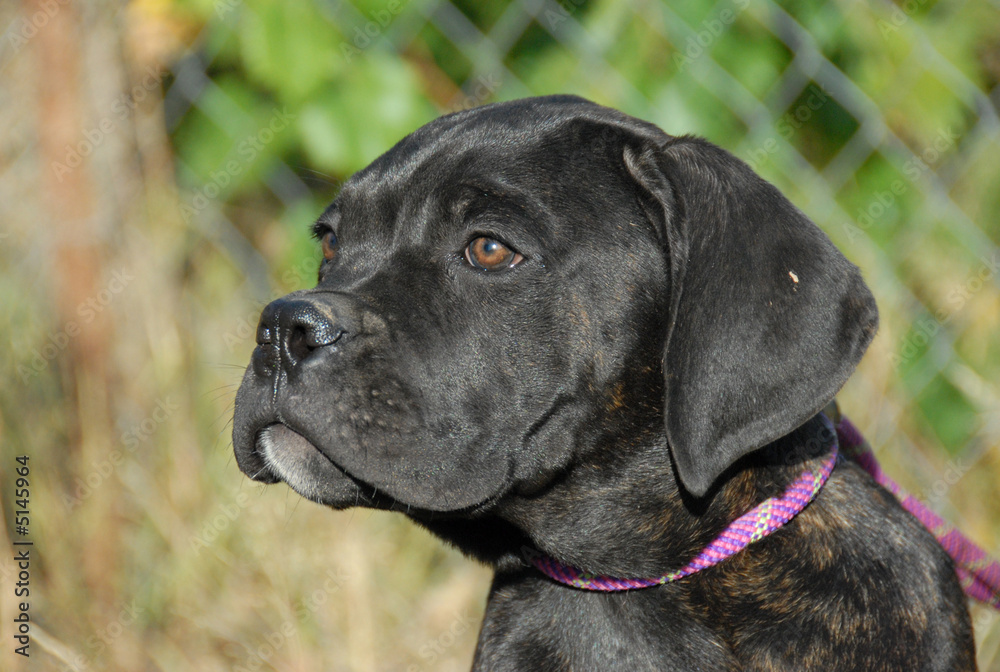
[528,413,1000,610]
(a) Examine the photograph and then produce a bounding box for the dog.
[233,95,977,670]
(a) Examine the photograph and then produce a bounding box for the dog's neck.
[417,414,835,579]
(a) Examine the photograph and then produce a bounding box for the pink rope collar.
[528,414,1000,610]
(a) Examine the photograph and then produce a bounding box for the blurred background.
[2,0,1000,669]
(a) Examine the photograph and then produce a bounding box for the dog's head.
[232,95,877,516]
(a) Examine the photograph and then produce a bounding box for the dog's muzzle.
[232,292,360,489]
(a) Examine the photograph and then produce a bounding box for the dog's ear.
[624,136,878,497]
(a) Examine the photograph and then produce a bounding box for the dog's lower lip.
[257,423,380,502]
[261,422,311,447]
[254,423,507,516]
[258,423,335,467]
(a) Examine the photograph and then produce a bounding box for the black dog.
[233,96,976,670]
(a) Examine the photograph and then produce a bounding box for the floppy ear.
[625,136,878,497]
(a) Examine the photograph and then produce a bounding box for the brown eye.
[321,230,338,261]
[464,237,523,271]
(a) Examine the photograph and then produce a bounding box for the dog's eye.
[320,230,338,262]
[464,237,523,272]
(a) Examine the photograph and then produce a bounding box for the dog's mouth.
[252,423,378,509]
[257,424,331,480]
[249,423,509,516]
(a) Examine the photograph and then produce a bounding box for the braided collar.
[527,411,1000,610]
[527,416,840,592]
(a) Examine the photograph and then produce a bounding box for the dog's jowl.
[233,96,977,671]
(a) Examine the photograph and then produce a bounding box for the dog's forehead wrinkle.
[343,146,643,270]
[350,118,526,192]
[349,104,640,206]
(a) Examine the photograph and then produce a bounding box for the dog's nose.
[255,297,345,374]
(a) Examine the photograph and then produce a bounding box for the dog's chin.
[249,423,510,517]
[256,423,368,509]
